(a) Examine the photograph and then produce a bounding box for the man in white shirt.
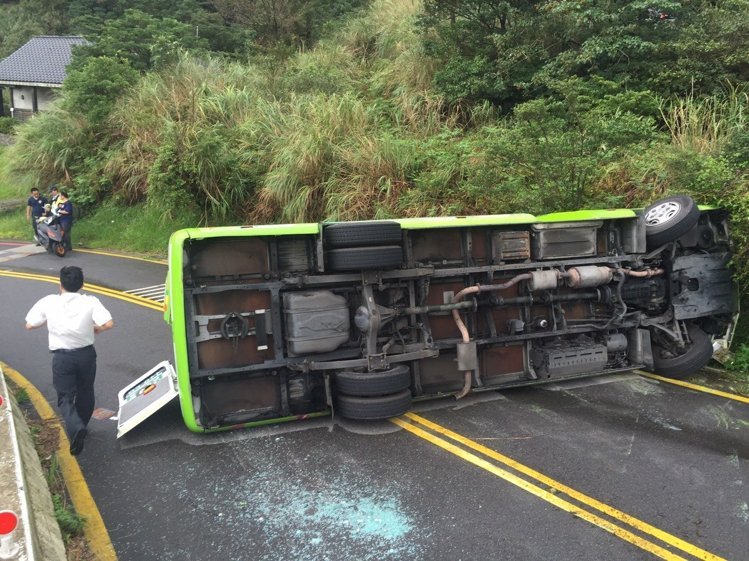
[25,266,114,456]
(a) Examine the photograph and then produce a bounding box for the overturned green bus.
[118,195,736,435]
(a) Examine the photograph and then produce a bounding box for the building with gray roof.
[0,36,88,120]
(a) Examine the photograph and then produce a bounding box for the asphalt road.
[0,242,747,561]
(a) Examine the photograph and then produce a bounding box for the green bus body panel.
[166,231,198,430]
[173,223,320,241]
[395,214,536,229]
[162,207,651,432]
[533,209,637,222]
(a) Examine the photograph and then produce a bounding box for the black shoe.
[70,428,87,456]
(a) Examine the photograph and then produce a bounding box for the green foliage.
[0,206,27,240]
[63,56,140,125]
[45,455,86,543]
[211,0,368,49]
[6,105,89,187]
[422,0,749,107]
[281,46,360,95]
[146,120,250,221]
[253,93,387,222]
[72,201,200,253]
[0,117,16,134]
[727,344,749,373]
[52,494,86,543]
[70,9,209,72]
[13,387,29,404]
[0,0,67,58]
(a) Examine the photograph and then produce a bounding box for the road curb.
[0,365,66,561]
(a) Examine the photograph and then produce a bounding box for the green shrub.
[52,494,85,543]
[5,106,89,188]
[63,56,140,125]
[0,116,15,134]
[727,344,749,373]
[13,387,29,404]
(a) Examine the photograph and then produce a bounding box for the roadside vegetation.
[0,0,748,342]
[726,345,749,389]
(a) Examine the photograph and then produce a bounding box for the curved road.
[0,242,748,561]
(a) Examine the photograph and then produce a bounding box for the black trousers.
[61,222,73,250]
[52,346,97,439]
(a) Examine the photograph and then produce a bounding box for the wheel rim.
[54,244,65,256]
[645,201,681,225]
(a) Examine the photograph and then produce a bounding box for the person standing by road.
[24,266,114,455]
[49,184,59,205]
[56,190,74,251]
[26,187,47,243]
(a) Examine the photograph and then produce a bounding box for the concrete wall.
[11,87,34,110]
[11,87,57,112]
[0,368,67,561]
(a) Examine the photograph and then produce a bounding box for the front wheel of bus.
[648,325,713,379]
[644,194,699,248]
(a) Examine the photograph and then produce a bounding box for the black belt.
[52,345,94,354]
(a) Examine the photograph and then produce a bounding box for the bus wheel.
[326,246,403,272]
[335,389,412,420]
[644,195,699,248]
[323,221,402,248]
[648,325,713,379]
[335,365,411,397]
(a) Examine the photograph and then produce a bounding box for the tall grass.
[660,86,749,154]
[6,106,89,187]
[0,146,29,199]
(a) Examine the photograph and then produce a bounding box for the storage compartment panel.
[188,238,270,278]
[194,290,274,370]
[199,376,281,425]
[531,222,601,260]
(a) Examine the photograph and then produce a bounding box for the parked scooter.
[36,205,66,257]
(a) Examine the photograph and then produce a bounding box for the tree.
[420,0,749,107]
[209,0,367,47]
[63,56,140,125]
[70,9,209,72]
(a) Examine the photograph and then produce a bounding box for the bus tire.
[644,195,700,248]
[324,221,402,248]
[335,389,412,420]
[649,325,713,379]
[335,365,411,397]
[326,246,402,271]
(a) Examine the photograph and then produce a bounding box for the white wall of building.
[11,86,57,111]
[11,86,34,110]
[36,88,56,110]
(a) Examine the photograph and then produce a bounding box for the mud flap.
[117,361,178,438]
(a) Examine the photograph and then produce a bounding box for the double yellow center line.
[0,270,163,312]
[393,412,727,561]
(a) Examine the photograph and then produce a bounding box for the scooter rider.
[56,191,74,251]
